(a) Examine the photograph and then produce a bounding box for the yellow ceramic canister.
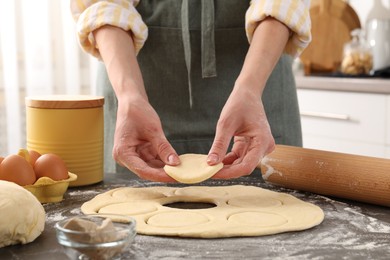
[26,95,104,187]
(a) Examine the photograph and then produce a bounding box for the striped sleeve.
[246,0,311,58]
[70,0,147,59]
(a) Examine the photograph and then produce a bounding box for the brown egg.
[33,153,68,181]
[0,154,36,185]
[28,150,41,166]
[0,157,4,164]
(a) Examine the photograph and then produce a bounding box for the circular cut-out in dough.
[164,154,223,184]
[112,186,170,200]
[147,212,210,228]
[99,202,158,216]
[227,196,282,208]
[81,185,324,238]
[228,211,288,227]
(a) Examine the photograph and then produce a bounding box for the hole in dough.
[228,211,288,227]
[163,201,217,210]
[147,212,210,228]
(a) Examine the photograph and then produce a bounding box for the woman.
[71,0,311,182]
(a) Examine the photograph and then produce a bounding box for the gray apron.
[97,0,302,174]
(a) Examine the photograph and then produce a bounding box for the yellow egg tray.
[24,172,77,203]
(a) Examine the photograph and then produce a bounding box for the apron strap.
[181,0,193,107]
[201,0,217,78]
[181,0,217,107]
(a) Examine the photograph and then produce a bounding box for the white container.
[367,19,390,70]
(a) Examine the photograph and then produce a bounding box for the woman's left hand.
[208,85,275,179]
[208,17,290,179]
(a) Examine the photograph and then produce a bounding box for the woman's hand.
[208,86,275,179]
[93,25,179,181]
[113,96,179,182]
[208,17,290,178]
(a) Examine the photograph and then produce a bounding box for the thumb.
[152,136,180,166]
[208,126,233,165]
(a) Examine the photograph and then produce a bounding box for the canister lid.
[26,95,104,109]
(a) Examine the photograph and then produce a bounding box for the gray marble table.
[1,170,389,259]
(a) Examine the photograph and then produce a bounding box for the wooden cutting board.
[300,0,361,74]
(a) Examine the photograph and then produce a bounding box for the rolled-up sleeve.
[71,0,148,59]
[246,0,311,58]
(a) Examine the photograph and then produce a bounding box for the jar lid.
[25,95,105,109]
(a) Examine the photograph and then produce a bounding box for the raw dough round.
[164,154,223,184]
[0,180,45,247]
[82,185,324,238]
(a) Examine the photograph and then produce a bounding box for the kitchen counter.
[1,171,389,260]
[295,75,390,94]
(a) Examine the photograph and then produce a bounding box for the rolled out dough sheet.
[81,185,324,238]
[163,154,223,184]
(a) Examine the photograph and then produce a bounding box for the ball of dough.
[0,180,45,248]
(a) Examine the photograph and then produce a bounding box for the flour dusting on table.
[39,175,390,259]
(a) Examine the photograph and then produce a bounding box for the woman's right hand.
[112,95,180,182]
[92,25,179,181]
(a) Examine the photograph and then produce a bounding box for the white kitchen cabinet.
[297,89,389,158]
[302,135,387,158]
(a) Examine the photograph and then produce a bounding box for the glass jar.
[341,29,373,75]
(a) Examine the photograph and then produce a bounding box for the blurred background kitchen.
[0,0,98,156]
[1,0,390,158]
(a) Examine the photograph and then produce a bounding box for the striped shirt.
[71,0,311,59]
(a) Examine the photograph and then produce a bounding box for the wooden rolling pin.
[258,145,390,207]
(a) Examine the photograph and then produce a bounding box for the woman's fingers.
[214,135,275,179]
[208,125,233,165]
[151,135,180,166]
[119,154,176,182]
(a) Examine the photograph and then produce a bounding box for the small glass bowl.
[55,214,136,260]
